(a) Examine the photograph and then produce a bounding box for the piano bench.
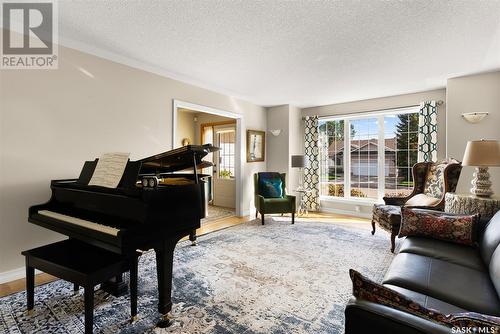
[22,239,139,334]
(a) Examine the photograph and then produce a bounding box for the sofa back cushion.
[480,211,500,266]
[490,246,500,299]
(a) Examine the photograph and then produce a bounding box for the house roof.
[328,138,396,154]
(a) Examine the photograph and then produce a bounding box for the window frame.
[318,106,420,203]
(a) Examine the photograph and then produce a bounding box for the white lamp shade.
[462,140,500,166]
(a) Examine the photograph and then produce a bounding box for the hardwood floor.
[0,212,369,298]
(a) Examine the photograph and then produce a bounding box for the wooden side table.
[445,192,500,220]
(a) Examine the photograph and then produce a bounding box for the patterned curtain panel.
[418,101,438,162]
[303,116,320,211]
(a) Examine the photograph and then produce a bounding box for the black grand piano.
[28,144,218,325]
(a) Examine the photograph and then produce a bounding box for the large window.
[319,107,419,200]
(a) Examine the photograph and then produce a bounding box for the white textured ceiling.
[58,0,500,107]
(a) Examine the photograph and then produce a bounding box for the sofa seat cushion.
[260,197,292,213]
[383,253,500,316]
[399,237,485,271]
[372,204,401,233]
[383,284,467,315]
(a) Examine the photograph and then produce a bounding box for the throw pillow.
[399,208,479,246]
[446,312,500,332]
[349,269,500,332]
[259,177,283,198]
[405,193,440,207]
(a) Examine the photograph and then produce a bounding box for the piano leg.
[189,230,197,246]
[26,264,34,313]
[154,233,184,328]
[130,254,138,322]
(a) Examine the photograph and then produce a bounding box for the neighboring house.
[327,138,396,177]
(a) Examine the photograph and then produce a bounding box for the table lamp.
[291,155,309,190]
[462,139,500,197]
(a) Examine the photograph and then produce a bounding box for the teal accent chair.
[254,172,296,225]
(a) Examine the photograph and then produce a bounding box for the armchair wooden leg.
[256,211,258,219]
[292,213,295,224]
[261,213,265,225]
[390,233,396,253]
[371,221,376,235]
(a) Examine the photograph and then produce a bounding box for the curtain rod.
[302,100,444,120]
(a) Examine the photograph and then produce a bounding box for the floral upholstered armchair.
[372,159,462,252]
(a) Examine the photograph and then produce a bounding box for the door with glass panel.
[212,125,236,208]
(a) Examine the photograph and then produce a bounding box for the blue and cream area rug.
[0,218,393,334]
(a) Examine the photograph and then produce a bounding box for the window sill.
[320,196,379,206]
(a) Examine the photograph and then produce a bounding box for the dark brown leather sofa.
[345,210,500,334]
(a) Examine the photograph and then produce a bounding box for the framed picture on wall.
[247,130,265,162]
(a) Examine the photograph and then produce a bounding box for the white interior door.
[213,125,236,208]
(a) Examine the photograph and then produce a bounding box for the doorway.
[172,100,243,218]
[201,122,236,208]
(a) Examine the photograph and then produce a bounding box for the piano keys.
[28,144,218,327]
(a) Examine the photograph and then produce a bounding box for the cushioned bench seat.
[383,252,500,316]
[398,236,485,271]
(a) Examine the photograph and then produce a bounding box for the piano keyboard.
[38,210,120,236]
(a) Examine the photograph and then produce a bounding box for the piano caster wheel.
[156,315,172,328]
[130,315,139,323]
[190,240,198,246]
[26,309,34,316]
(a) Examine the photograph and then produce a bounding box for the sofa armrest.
[383,196,409,206]
[257,194,266,209]
[285,194,296,211]
[345,298,450,334]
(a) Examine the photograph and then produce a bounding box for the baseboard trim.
[0,267,41,285]
[320,207,372,219]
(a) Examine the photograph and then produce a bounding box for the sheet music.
[88,152,130,188]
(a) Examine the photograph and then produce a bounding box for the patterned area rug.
[0,218,393,334]
[201,205,235,226]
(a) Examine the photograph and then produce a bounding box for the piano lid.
[139,144,219,174]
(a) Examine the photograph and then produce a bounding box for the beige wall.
[266,105,290,175]
[176,110,196,147]
[0,40,266,275]
[265,105,304,194]
[446,71,500,195]
[288,105,303,192]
